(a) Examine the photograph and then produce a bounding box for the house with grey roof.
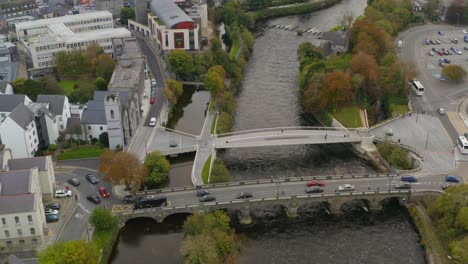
[0,168,46,254]
[320,30,350,56]
[80,91,108,141]
[0,94,33,123]
[0,104,39,158]
[36,94,71,132]
[7,156,56,201]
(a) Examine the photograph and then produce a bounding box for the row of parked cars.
[305,180,356,193]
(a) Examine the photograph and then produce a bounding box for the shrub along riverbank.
[250,0,342,21]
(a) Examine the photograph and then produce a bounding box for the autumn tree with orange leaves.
[98,150,147,191]
[318,71,353,112]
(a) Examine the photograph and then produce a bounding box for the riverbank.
[250,0,342,21]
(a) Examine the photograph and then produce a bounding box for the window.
[174,32,184,48]
[6,241,12,247]
[27,215,33,223]
[4,231,9,238]
[110,110,114,119]
[15,216,19,224]
[30,228,35,235]
[1,218,6,225]
[17,229,22,236]
[100,126,103,131]
[88,126,91,130]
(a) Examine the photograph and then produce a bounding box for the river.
[111,1,426,263]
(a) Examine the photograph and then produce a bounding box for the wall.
[83,124,108,141]
[0,118,31,158]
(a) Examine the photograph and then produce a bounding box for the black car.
[45,203,61,210]
[87,194,101,204]
[85,174,99,184]
[196,189,212,197]
[199,195,216,202]
[236,192,253,199]
[68,177,80,186]
[444,58,451,64]
[305,187,324,193]
[123,195,136,203]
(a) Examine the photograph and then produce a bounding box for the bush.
[89,207,117,231]
[48,144,57,152]
[251,0,340,20]
[210,158,231,183]
[91,138,98,144]
[99,132,109,147]
[377,141,412,170]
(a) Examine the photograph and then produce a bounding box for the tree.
[144,150,170,188]
[204,66,225,95]
[446,0,465,25]
[318,71,353,111]
[94,76,108,91]
[38,240,99,264]
[338,11,355,31]
[95,54,116,82]
[297,42,324,71]
[442,64,467,81]
[449,236,468,263]
[120,7,135,25]
[168,50,195,78]
[89,207,117,231]
[98,132,109,147]
[69,79,95,104]
[350,51,381,100]
[163,79,183,105]
[216,111,232,134]
[98,150,146,190]
[218,90,236,113]
[209,158,231,183]
[455,207,468,230]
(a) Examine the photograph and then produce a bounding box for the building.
[15,11,131,71]
[0,81,13,94]
[28,102,59,150]
[0,104,38,158]
[0,0,38,22]
[0,168,46,254]
[320,30,350,56]
[94,0,123,18]
[0,37,18,82]
[0,145,12,171]
[36,94,71,132]
[134,0,149,24]
[7,156,56,201]
[80,91,108,141]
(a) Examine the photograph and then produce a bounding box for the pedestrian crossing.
[54,167,75,174]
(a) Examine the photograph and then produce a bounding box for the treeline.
[250,0,341,21]
[243,0,306,11]
[298,0,417,125]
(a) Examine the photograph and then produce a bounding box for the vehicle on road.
[151,79,156,87]
[427,51,434,56]
[87,194,101,204]
[98,187,110,198]
[46,214,59,223]
[411,79,425,95]
[85,174,99,184]
[394,182,411,189]
[462,29,467,34]
[134,195,167,209]
[438,31,444,35]
[45,208,59,215]
[54,190,72,198]
[305,187,324,193]
[68,177,80,186]
[401,175,417,182]
[446,175,460,183]
[196,189,212,197]
[199,195,216,202]
[236,192,253,199]
[438,108,445,115]
[123,195,136,203]
[45,203,60,210]
[150,97,155,104]
[306,180,325,187]
[440,76,447,82]
[336,184,355,192]
[149,117,156,127]
[457,136,468,154]
[444,58,451,63]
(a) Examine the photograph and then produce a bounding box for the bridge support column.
[369,200,381,213]
[238,206,252,225]
[328,201,342,216]
[287,206,298,218]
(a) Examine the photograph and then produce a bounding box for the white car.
[337,184,355,192]
[437,108,445,115]
[462,29,467,34]
[151,79,157,87]
[54,190,72,198]
[149,117,157,127]
[427,51,434,56]
[44,208,59,215]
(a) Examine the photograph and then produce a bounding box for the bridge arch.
[340,198,371,214]
[124,216,159,226]
[297,201,331,218]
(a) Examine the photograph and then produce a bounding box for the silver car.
[337,184,355,192]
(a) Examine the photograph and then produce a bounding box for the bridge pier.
[238,206,252,225]
[328,201,342,216]
[287,206,298,218]
[369,200,382,212]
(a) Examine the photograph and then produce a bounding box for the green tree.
[89,207,117,231]
[168,50,195,78]
[376,141,412,170]
[144,150,170,188]
[210,158,231,183]
[12,77,65,101]
[456,207,468,230]
[98,132,109,147]
[218,90,236,113]
[69,79,95,104]
[163,79,183,105]
[94,76,108,91]
[449,236,468,263]
[95,54,116,82]
[204,66,225,95]
[38,240,99,264]
[120,7,135,25]
[216,111,232,134]
[442,64,467,81]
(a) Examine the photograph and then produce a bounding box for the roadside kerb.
[369,111,412,130]
[54,187,80,242]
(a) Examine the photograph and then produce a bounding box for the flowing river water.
[111,1,426,263]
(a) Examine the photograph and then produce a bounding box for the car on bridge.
[336,184,355,192]
[305,187,324,193]
[199,195,216,202]
[123,195,136,203]
[401,175,417,182]
[196,189,212,197]
[236,192,253,199]
[445,175,460,183]
[394,182,411,190]
[306,180,325,187]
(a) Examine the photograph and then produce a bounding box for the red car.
[150,97,155,104]
[306,180,325,187]
[98,187,110,198]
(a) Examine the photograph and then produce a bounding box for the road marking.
[78,203,91,214]
[75,213,85,220]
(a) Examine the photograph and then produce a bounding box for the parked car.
[98,187,110,198]
[445,175,460,183]
[149,117,157,127]
[394,182,411,189]
[440,76,447,82]
[438,31,444,35]
[85,174,99,184]
[401,175,418,182]
[462,29,467,34]
[306,180,325,187]
[437,51,444,56]
[55,190,72,198]
[336,184,355,192]
[464,47,468,51]
[435,39,441,44]
[438,108,446,115]
[150,97,155,104]
[427,51,434,56]
[439,62,446,67]
[451,38,458,44]
[123,195,136,203]
[236,192,253,199]
[45,203,60,210]
[444,58,451,64]
[68,177,80,186]
[87,194,101,204]
[431,47,437,52]
[305,187,324,193]
[151,79,157,87]
[429,39,435,45]
[46,214,59,223]
[196,189,212,197]
[455,49,462,55]
[45,208,59,215]
[199,195,216,202]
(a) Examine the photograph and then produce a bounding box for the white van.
[457,136,468,154]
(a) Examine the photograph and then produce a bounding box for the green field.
[390,103,410,117]
[201,154,212,184]
[58,146,104,160]
[333,105,363,128]
[58,80,77,95]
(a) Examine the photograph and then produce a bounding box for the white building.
[80,92,108,141]
[0,168,46,254]
[37,95,71,132]
[15,11,131,70]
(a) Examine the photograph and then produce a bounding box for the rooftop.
[81,92,107,125]
[149,0,193,29]
[108,58,145,92]
[15,10,113,30]
[0,94,29,112]
[7,156,49,171]
[0,169,33,196]
[7,104,34,130]
[37,94,66,116]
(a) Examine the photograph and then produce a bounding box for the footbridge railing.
[215,126,364,138]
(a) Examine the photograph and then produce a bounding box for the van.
[457,136,468,154]
[401,175,417,182]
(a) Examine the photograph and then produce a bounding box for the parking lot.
[420,28,468,80]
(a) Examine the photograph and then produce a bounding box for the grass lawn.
[333,105,362,128]
[93,229,112,252]
[390,103,410,117]
[211,112,217,134]
[201,154,212,184]
[58,146,104,160]
[58,80,77,95]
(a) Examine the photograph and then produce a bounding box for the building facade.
[37,95,71,132]
[94,0,123,18]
